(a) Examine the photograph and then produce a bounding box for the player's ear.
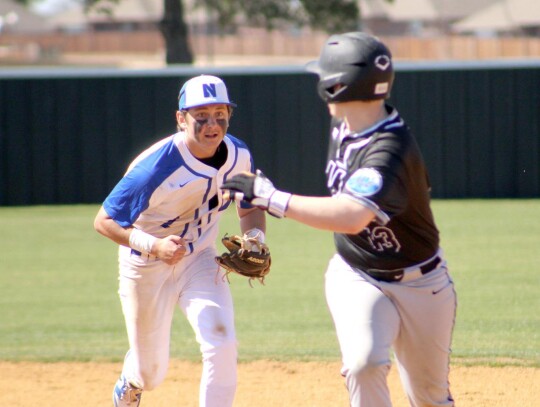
[176,110,188,130]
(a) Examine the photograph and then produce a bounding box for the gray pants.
[325,253,456,407]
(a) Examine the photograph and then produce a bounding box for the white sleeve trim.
[336,193,390,225]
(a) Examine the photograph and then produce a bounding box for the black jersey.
[326,105,439,271]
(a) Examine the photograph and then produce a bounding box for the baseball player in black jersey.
[221,32,456,406]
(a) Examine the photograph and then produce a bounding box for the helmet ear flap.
[315,72,348,103]
[319,82,347,102]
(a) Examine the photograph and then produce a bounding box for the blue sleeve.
[103,142,183,227]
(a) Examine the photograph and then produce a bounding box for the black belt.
[365,256,441,283]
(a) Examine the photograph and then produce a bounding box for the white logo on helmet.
[374,55,391,71]
[374,83,389,95]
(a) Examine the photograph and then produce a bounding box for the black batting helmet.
[306,32,394,103]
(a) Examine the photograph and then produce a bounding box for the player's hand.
[221,170,292,218]
[153,235,186,265]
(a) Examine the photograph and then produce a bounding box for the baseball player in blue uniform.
[221,33,457,406]
[94,75,266,407]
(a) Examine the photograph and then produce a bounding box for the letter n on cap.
[203,83,217,98]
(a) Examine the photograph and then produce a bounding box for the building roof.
[452,0,540,33]
[46,0,213,29]
[430,0,498,20]
[359,0,500,21]
[383,0,438,21]
[359,0,389,19]
[41,0,540,34]
[47,0,162,27]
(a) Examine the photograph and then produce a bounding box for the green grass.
[0,201,538,366]
[434,200,540,366]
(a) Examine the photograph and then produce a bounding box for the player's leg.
[392,263,456,406]
[179,247,237,407]
[325,254,400,407]
[115,247,180,404]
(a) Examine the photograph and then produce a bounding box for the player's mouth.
[204,132,220,139]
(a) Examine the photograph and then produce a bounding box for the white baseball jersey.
[103,131,253,255]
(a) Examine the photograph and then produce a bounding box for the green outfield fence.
[0,60,539,205]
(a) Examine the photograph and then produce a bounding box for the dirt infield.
[0,360,537,406]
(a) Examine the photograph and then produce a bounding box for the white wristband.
[268,190,292,219]
[244,227,266,243]
[129,229,157,254]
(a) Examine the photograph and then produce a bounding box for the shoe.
[113,375,143,407]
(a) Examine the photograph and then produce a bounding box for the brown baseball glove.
[215,233,271,285]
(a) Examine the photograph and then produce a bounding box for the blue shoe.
[113,375,142,407]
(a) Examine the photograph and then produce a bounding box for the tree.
[160,0,193,64]
[15,0,384,64]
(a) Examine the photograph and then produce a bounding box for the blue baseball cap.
[178,75,237,110]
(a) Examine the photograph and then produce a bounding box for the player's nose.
[205,116,219,126]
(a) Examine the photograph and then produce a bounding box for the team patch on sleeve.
[345,168,383,197]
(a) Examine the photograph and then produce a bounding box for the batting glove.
[221,170,292,218]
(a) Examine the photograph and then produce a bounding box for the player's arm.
[221,171,376,234]
[93,206,186,265]
[237,205,266,236]
[285,195,375,234]
[94,206,133,246]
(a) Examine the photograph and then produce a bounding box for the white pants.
[117,245,237,407]
[325,254,456,407]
